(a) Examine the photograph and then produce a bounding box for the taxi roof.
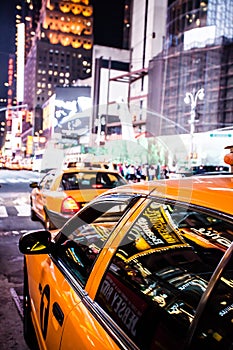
[105,175,233,216]
[53,166,122,175]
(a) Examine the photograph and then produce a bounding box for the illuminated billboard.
[16,23,25,103]
[53,86,91,142]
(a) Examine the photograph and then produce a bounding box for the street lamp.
[184,88,204,160]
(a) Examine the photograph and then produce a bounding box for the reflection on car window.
[189,247,233,350]
[95,200,233,350]
[56,197,133,286]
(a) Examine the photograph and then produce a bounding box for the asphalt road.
[0,169,44,350]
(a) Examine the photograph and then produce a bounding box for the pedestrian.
[163,165,169,179]
[118,163,124,177]
[156,162,161,179]
[128,164,136,182]
[148,165,155,180]
[141,164,147,180]
[136,165,142,182]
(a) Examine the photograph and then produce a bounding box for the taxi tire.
[23,260,39,350]
[30,198,38,221]
[30,208,38,221]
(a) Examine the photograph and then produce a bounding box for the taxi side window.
[95,200,232,350]
[189,250,233,350]
[56,198,131,286]
[40,173,54,190]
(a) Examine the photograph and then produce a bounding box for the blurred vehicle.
[29,166,127,229]
[0,158,4,168]
[20,158,33,170]
[175,164,230,178]
[193,171,232,176]
[20,175,233,350]
[33,147,65,173]
[5,158,22,170]
[191,164,230,175]
[32,149,44,172]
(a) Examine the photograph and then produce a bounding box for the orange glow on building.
[7,55,15,127]
[42,0,93,49]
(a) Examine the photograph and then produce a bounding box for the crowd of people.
[116,163,171,182]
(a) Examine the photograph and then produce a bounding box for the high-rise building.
[23,0,93,129]
[94,0,167,140]
[147,0,233,137]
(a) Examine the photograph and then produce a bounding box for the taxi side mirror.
[29,181,40,189]
[19,230,51,255]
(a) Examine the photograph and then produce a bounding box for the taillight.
[91,183,103,189]
[61,196,81,214]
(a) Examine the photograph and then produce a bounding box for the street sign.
[209,133,232,138]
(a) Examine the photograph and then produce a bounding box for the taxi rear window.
[61,171,126,190]
[95,200,233,350]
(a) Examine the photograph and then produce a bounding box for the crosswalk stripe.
[0,206,8,217]
[15,205,30,216]
[0,205,30,217]
[0,178,39,184]
[7,179,19,184]
[17,179,30,183]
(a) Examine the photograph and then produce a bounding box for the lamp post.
[184,88,204,161]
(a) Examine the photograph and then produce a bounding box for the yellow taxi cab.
[29,166,127,229]
[19,174,233,350]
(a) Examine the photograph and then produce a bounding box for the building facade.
[96,0,167,140]
[147,0,233,137]
[23,0,93,129]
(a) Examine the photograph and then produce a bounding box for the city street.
[0,1,232,348]
[0,169,43,350]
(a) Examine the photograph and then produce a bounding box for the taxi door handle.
[52,302,64,327]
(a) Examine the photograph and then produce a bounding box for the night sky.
[0,0,16,101]
[0,0,125,102]
[92,0,125,49]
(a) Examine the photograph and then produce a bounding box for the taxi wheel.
[30,199,38,221]
[30,208,38,221]
[23,260,39,349]
[44,214,56,230]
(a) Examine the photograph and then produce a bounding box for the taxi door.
[31,172,55,220]
[27,254,120,350]
[27,254,81,350]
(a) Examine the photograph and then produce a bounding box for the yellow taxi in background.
[29,166,127,229]
[20,175,233,350]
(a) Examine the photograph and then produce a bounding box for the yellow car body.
[30,167,127,229]
[20,175,233,350]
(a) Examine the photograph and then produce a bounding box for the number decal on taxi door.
[40,284,50,339]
